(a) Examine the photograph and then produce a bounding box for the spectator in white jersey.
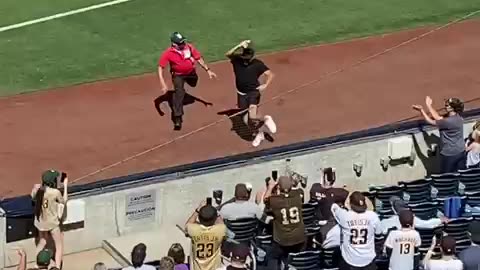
[423,236,463,270]
[459,221,480,270]
[219,183,262,220]
[381,196,447,235]
[332,191,382,270]
[384,210,421,270]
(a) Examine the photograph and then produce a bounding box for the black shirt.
[266,189,305,246]
[230,57,269,93]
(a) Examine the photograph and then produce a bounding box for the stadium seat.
[225,218,259,243]
[320,247,340,270]
[285,250,321,270]
[302,202,318,228]
[416,226,443,254]
[398,179,432,204]
[255,235,273,249]
[458,169,480,193]
[409,201,439,220]
[369,185,403,218]
[465,192,480,218]
[444,217,473,250]
[458,168,480,175]
[304,226,321,250]
[428,173,460,198]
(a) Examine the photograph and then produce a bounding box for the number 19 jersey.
[384,229,421,270]
[268,190,305,246]
[331,204,382,267]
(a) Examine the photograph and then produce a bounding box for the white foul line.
[0,0,134,33]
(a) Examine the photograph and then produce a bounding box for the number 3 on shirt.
[350,228,368,245]
[196,243,214,259]
[280,207,300,225]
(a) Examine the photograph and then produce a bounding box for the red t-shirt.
[158,44,201,75]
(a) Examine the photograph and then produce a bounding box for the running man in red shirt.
[158,32,217,130]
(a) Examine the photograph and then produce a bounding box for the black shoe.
[264,133,275,142]
[174,122,182,131]
[173,116,182,131]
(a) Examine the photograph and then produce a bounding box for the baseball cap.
[231,243,250,262]
[278,176,293,192]
[469,221,480,244]
[441,236,456,255]
[390,196,409,214]
[170,32,186,45]
[234,183,249,200]
[36,249,53,267]
[349,191,367,213]
[42,170,59,186]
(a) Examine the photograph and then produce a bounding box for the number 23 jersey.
[267,190,305,246]
[331,203,382,267]
[187,223,227,270]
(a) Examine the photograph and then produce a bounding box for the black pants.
[172,72,198,118]
[339,257,377,270]
[269,241,304,270]
[440,151,466,173]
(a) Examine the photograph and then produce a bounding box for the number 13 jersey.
[384,229,421,270]
[267,189,305,246]
[331,203,382,267]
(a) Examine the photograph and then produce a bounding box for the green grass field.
[0,0,479,96]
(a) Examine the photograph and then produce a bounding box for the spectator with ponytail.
[31,170,68,269]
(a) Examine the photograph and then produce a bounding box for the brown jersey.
[267,189,305,246]
[187,223,226,270]
[31,187,65,231]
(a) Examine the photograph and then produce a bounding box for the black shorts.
[237,90,261,110]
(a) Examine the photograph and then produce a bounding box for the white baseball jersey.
[331,204,382,267]
[384,229,421,270]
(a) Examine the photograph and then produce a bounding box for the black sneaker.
[173,116,182,131]
[264,133,275,142]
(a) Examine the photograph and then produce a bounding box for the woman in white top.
[466,129,480,169]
